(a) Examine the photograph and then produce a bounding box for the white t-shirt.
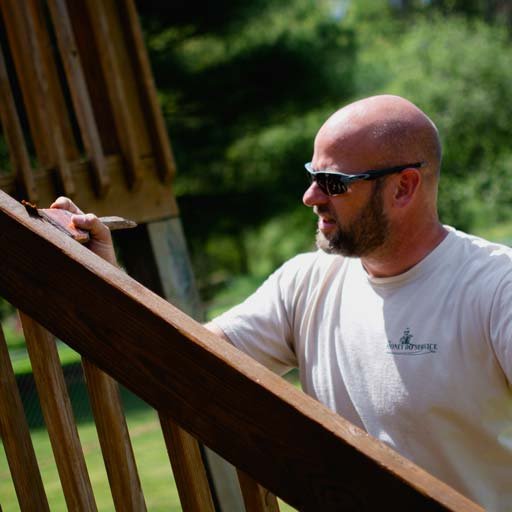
[213,227,512,511]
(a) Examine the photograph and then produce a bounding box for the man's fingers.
[71,213,117,265]
[71,213,109,239]
[49,197,117,265]
[50,196,84,215]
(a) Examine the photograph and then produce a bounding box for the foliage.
[138,0,356,289]
[353,15,512,229]
[136,1,512,301]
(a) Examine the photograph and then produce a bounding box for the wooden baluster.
[159,413,216,512]
[0,46,37,202]
[0,323,49,511]
[1,0,76,196]
[46,0,110,197]
[237,470,280,512]
[19,312,97,511]
[85,0,148,189]
[119,0,176,184]
[81,358,147,511]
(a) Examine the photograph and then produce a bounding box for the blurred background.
[132,0,512,317]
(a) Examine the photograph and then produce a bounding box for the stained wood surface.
[81,359,147,511]
[159,414,216,512]
[86,0,148,189]
[115,223,219,511]
[237,470,280,512]
[0,0,177,224]
[120,0,176,183]
[1,0,76,196]
[0,191,483,511]
[47,0,110,196]
[0,155,178,221]
[0,325,49,511]
[0,45,37,202]
[19,312,98,511]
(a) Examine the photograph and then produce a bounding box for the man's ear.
[392,169,421,207]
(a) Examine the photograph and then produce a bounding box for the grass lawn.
[0,405,180,511]
[0,395,297,511]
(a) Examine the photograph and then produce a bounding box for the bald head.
[315,95,441,178]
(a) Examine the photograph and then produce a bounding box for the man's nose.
[303,180,329,207]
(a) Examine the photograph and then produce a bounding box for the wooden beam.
[0,190,482,512]
[159,414,216,512]
[1,0,76,196]
[0,324,50,511]
[237,470,280,512]
[19,312,98,511]
[47,0,110,196]
[119,0,176,184]
[81,358,147,512]
[0,45,37,202]
[85,0,149,189]
[0,154,178,223]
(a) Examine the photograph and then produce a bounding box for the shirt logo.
[387,328,437,356]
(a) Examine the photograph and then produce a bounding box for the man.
[53,95,512,510]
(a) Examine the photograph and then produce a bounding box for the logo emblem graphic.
[387,328,437,356]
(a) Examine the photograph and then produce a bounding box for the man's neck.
[361,222,448,278]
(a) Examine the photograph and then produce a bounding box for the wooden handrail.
[0,190,482,511]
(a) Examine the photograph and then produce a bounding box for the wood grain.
[85,0,150,189]
[0,324,49,511]
[0,45,37,202]
[119,0,176,184]
[159,413,216,512]
[0,190,482,511]
[19,312,97,511]
[47,0,110,196]
[1,0,76,196]
[115,221,217,511]
[0,154,178,223]
[82,358,147,511]
[237,470,280,512]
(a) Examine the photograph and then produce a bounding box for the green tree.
[351,14,512,229]
[138,0,357,289]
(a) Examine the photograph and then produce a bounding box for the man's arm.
[204,322,231,342]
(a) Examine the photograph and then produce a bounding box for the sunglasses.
[305,161,424,196]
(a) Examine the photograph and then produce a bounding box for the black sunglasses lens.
[307,171,348,195]
[325,174,347,195]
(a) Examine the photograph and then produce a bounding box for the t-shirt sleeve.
[489,275,512,384]
[211,257,305,375]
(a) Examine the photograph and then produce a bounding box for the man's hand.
[50,197,117,265]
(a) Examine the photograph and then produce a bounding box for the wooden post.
[237,470,280,512]
[0,324,50,511]
[81,358,147,511]
[19,312,97,511]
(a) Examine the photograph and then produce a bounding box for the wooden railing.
[0,190,483,511]
[0,0,177,223]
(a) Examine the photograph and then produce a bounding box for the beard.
[316,181,390,257]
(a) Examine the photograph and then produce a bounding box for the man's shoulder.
[450,227,512,257]
[448,226,512,279]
